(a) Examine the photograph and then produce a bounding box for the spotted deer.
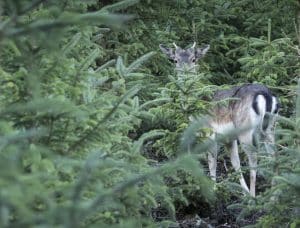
[159,42,279,197]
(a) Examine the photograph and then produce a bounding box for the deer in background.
[159,42,279,197]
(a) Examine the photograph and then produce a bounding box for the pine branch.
[0,128,47,151]
[68,86,140,152]
[139,98,171,110]
[132,130,166,153]
[83,152,211,218]
[125,51,156,75]
[95,59,116,72]
[297,0,300,45]
[78,49,100,72]
[0,12,133,40]
[67,152,108,228]
[19,0,48,15]
[296,78,300,119]
[62,33,82,55]
[101,0,139,12]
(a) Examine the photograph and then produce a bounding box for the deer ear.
[196,44,210,58]
[159,44,175,59]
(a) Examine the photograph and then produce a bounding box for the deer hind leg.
[262,112,277,155]
[208,133,217,181]
[264,96,279,145]
[239,130,257,197]
[229,140,250,193]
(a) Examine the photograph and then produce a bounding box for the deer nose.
[180,63,194,72]
[177,62,187,68]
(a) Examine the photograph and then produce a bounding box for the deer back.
[210,84,276,134]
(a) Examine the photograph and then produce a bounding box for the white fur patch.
[271,96,277,114]
[256,95,266,116]
[211,122,235,134]
[253,95,266,126]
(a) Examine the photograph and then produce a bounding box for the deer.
[159,42,279,197]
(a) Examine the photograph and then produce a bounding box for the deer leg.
[264,127,275,156]
[230,140,250,193]
[239,131,257,197]
[208,134,217,181]
[262,113,277,155]
[263,113,278,187]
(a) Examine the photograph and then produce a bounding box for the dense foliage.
[0,0,299,227]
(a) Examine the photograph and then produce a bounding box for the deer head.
[159,42,210,73]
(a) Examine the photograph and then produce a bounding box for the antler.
[191,42,196,48]
[173,42,179,49]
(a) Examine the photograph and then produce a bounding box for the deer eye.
[192,58,196,63]
[173,59,178,63]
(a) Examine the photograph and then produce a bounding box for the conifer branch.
[19,0,48,15]
[101,0,139,12]
[68,86,140,152]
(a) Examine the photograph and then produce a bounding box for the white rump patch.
[255,95,266,116]
[252,94,266,128]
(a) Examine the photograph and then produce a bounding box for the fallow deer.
[159,42,279,196]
